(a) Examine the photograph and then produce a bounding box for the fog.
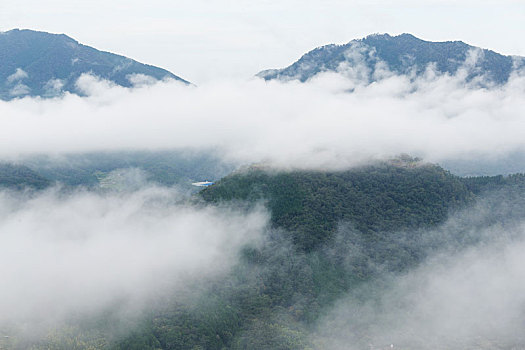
[0,62,525,171]
[0,186,268,325]
[312,195,525,350]
[2,55,525,348]
[313,230,525,349]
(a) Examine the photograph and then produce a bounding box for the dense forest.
[201,161,474,251]
[2,159,525,349]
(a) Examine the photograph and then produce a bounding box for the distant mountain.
[19,150,236,190]
[0,163,50,189]
[257,33,525,84]
[0,150,235,192]
[0,29,189,99]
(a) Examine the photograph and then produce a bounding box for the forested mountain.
[0,151,234,191]
[257,33,524,84]
[8,160,524,349]
[201,161,473,251]
[0,163,50,190]
[0,29,189,99]
[22,151,235,189]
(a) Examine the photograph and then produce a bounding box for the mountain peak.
[257,33,521,84]
[0,29,190,100]
[3,28,78,44]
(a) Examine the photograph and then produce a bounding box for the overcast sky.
[1,1,524,83]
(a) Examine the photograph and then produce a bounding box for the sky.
[1,0,524,83]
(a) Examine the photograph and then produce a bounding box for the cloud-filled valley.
[1,62,525,173]
[2,44,525,349]
[0,186,267,325]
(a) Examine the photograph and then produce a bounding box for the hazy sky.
[1,0,524,83]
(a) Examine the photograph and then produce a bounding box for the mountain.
[257,33,524,84]
[5,159,525,349]
[109,163,525,350]
[0,163,50,189]
[0,29,189,99]
[20,150,236,189]
[0,150,236,191]
[200,160,474,251]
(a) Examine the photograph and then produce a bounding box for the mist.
[0,185,268,326]
[2,51,525,349]
[0,62,524,172]
[312,192,525,350]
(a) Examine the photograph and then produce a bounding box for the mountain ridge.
[0,28,190,99]
[257,33,524,84]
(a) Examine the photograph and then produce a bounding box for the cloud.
[43,78,64,96]
[9,82,30,96]
[1,63,525,345]
[0,186,268,325]
[6,68,28,83]
[311,195,525,349]
[126,73,158,87]
[1,62,525,172]
[313,227,525,349]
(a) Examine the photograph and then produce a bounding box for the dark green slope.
[201,161,473,251]
[0,29,189,99]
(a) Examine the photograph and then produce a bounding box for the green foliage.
[201,162,474,251]
[28,326,108,350]
[463,173,525,195]
[11,162,525,350]
[231,318,311,350]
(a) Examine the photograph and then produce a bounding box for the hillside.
[201,161,473,251]
[106,164,525,350]
[0,151,235,191]
[0,163,50,189]
[21,151,235,189]
[4,161,525,349]
[0,29,189,99]
[257,33,524,84]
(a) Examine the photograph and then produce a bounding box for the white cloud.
[9,82,30,96]
[6,68,28,83]
[0,186,268,324]
[126,73,158,87]
[43,78,64,96]
[313,222,525,349]
[1,69,525,171]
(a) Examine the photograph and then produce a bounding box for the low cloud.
[43,78,64,96]
[0,186,268,325]
[127,73,159,87]
[9,82,30,96]
[312,197,525,349]
[1,66,525,171]
[6,68,28,84]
